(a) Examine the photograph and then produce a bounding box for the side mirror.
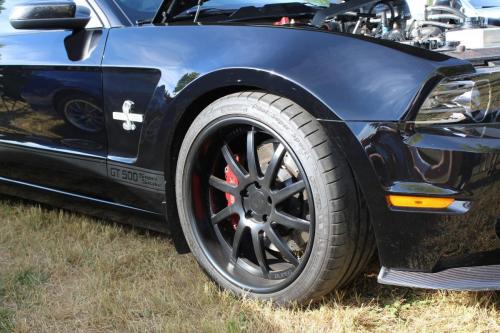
[10,1,91,30]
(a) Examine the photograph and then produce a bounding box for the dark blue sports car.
[0,0,499,304]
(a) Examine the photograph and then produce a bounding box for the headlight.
[415,69,500,125]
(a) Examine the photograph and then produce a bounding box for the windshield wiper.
[173,8,235,22]
[227,4,317,22]
[137,19,152,26]
[224,12,316,23]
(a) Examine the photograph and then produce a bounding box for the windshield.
[112,0,163,23]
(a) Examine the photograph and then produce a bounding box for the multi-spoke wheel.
[207,127,313,283]
[176,92,375,304]
[63,99,104,132]
[56,94,105,133]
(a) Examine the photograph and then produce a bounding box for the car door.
[0,0,110,198]
[98,0,167,213]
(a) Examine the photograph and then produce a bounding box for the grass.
[0,198,498,332]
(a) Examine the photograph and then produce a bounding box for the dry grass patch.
[0,198,498,332]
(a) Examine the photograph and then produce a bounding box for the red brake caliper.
[224,155,240,230]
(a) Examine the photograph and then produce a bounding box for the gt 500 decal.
[108,163,165,193]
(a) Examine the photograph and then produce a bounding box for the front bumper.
[321,120,500,281]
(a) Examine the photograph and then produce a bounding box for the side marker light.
[387,195,455,209]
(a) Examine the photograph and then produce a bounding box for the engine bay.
[313,0,500,58]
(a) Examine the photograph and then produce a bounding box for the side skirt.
[0,175,168,233]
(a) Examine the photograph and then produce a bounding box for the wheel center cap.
[244,184,272,219]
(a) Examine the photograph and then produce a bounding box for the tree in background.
[174,72,200,94]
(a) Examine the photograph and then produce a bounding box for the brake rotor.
[257,142,309,256]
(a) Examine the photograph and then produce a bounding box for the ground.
[0,198,498,333]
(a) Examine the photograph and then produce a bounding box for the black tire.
[175,91,375,304]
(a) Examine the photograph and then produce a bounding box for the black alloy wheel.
[189,121,313,292]
[176,92,375,304]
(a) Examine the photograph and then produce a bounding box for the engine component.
[446,28,500,49]
[315,0,500,53]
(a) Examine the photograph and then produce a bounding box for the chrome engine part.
[321,0,500,53]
